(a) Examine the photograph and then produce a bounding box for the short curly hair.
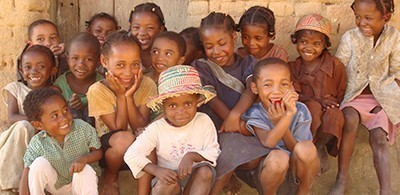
[23,87,65,121]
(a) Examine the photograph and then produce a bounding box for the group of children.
[0,0,398,194]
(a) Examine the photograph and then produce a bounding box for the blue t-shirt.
[241,102,312,152]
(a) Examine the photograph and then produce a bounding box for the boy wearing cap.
[289,14,347,175]
[124,65,220,194]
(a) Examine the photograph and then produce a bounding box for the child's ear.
[383,13,391,22]
[51,66,58,78]
[100,54,107,68]
[232,31,238,42]
[177,56,185,65]
[194,50,204,60]
[250,81,258,95]
[26,40,33,47]
[31,121,43,131]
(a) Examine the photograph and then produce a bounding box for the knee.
[263,150,290,175]
[369,128,388,146]
[152,180,180,195]
[305,100,322,114]
[343,107,359,127]
[108,131,135,154]
[29,157,51,176]
[195,166,214,182]
[293,141,318,163]
[14,120,36,134]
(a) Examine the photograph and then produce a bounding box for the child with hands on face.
[240,58,319,194]
[124,65,220,195]
[19,88,102,195]
[54,32,103,127]
[87,31,157,195]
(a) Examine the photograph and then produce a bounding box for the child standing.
[179,27,204,65]
[125,65,220,194]
[330,1,399,194]
[19,88,102,195]
[54,32,103,127]
[129,3,166,73]
[86,12,119,46]
[0,45,57,192]
[145,31,186,84]
[25,19,68,77]
[237,6,289,62]
[241,58,319,194]
[193,12,269,194]
[289,14,347,174]
[87,31,157,195]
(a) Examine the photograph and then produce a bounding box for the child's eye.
[151,49,159,55]
[51,114,58,119]
[38,65,45,70]
[63,107,69,114]
[71,57,78,61]
[95,29,102,33]
[37,38,44,42]
[264,83,272,87]
[131,26,139,31]
[168,104,176,109]
[146,26,154,31]
[299,40,307,45]
[185,102,193,107]
[366,17,372,21]
[315,42,322,46]
[85,58,93,62]
[165,51,173,56]
[255,36,263,41]
[51,36,58,40]
[116,63,124,67]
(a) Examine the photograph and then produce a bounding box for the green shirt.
[54,71,104,105]
[23,119,101,189]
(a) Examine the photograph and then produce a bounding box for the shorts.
[99,130,131,170]
[151,163,216,189]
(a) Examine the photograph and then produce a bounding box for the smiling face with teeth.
[130,12,165,50]
[21,50,57,89]
[32,95,73,144]
[251,62,292,109]
[101,43,141,88]
[150,37,185,75]
[67,41,99,81]
[296,30,326,67]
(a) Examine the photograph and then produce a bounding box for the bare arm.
[5,91,28,123]
[19,168,30,195]
[208,97,230,120]
[253,113,293,148]
[99,94,128,131]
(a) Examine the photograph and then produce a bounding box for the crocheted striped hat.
[294,14,332,40]
[147,65,216,112]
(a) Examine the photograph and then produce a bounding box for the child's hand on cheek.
[50,43,65,56]
[178,153,194,180]
[69,93,84,110]
[283,90,298,116]
[154,166,178,185]
[69,156,87,175]
[125,68,143,98]
[267,101,285,126]
[106,71,126,96]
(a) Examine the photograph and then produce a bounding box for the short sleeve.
[23,134,44,168]
[87,82,116,117]
[335,31,353,66]
[134,76,157,106]
[241,104,273,135]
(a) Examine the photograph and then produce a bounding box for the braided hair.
[238,6,276,39]
[129,3,166,26]
[351,0,395,15]
[199,12,239,34]
[102,30,141,57]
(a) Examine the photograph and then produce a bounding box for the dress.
[54,71,103,126]
[0,82,35,190]
[290,51,346,156]
[242,102,313,152]
[124,113,220,178]
[87,76,157,137]
[237,44,290,62]
[192,55,270,179]
[23,119,101,189]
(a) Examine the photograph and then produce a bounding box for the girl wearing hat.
[124,65,220,195]
[289,14,347,175]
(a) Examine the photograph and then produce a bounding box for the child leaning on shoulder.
[124,65,220,195]
[19,88,102,195]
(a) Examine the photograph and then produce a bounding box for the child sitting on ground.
[0,45,58,193]
[289,14,346,175]
[87,31,157,195]
[54,32,103,127]
[240,58,319,194]
[145,31,186,84]
[19,87,102,195]
[179,27,204,65]
[124,65,220,194]
[330,0,400,194]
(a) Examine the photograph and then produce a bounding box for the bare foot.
[99,175,119,195]
[328,179,346,195]
[317,146,330,176]
[223,174,241,195]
